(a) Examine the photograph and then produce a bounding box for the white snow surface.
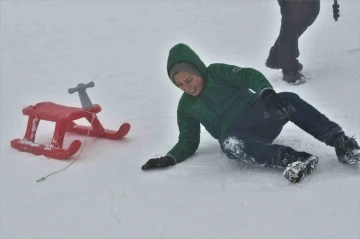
[1,1,360,239]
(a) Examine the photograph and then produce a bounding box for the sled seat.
[22,102,102,122]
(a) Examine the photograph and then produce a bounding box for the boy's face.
[174,71,203,96]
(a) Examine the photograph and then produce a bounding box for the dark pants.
[220,92,344,168]
[268,0,320,72]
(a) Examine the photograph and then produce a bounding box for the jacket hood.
[167,43,207,86]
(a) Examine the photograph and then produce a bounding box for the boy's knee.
[220,136,245,160]
[220,135,260,165]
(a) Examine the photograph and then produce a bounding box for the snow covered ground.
[1,1,359,238]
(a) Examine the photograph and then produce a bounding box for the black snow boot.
[334,135,360,164]
[282,70,306,85]
[283,151,319,183]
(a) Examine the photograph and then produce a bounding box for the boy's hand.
[141,156,176,170]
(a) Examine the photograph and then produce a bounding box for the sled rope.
[36,111,96,183]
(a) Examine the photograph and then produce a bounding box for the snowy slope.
[1,1,359,239]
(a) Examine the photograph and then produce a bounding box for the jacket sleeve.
[166,100,200,164]
[208,63,273,95]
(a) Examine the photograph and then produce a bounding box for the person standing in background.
[265,0,320,85]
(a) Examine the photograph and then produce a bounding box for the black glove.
[261,89,295,119]
[141,156,176,170]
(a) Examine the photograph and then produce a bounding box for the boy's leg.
[222,98,293,167]
[222,97,322,182]
[220,133,319,183]
[279,92,360,164]
[220,133,293,168]
[278,92,344,147]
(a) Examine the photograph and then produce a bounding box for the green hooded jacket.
[166,43,273,163]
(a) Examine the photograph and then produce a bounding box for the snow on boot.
[283,151,319,183]
[335,135,360,164]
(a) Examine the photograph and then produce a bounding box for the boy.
[141,43,359,183]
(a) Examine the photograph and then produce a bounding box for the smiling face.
[173,71,204,96]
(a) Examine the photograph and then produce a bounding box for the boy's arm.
[209,63,273,95]
[141,103,200,170]
[166,107,201,164]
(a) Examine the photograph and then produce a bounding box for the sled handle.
[68,81,95,94]
[68,81,95,109]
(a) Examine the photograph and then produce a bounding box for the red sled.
[10,102,131,159]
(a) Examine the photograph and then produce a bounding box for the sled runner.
[10,82,130,159]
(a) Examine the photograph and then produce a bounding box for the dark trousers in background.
[268,0,320,73]
[220,92,344,168]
